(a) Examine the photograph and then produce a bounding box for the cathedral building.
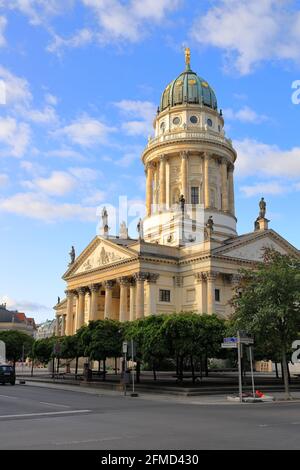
[54,50,299,336]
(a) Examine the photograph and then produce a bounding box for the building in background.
[54,50,299,336]
[35,319,56,339]
[0,303,36,336]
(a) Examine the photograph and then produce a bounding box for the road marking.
[53,436,123,445]
[39,402,70,408]
[0,409,91,419]
[0,395,18,399]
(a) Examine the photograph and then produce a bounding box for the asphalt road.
[0,384,300,450]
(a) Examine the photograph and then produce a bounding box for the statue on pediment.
[69,246,75,265]
[119,221,128,239]
[259,197,266,218]
[137,218,144,240]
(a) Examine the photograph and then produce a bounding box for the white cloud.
[0,16,7,47]
[47,28,94,54]
[23,171,77,196]
[53,115,116,147]
[0,117,30,157]
[0,295,52,316]
[83,190,107,204]
[81,0,180,43]
[191,0,300,74]
[0,0,75,26]
[224,106,268,124]
[0,66,32,108]
[240,181,290,197]
[115,152,139,167]
[44,93,58,106]
[115,99,156,137]
[0,173,9,187]
[235,139,300,179]
[0,192,97,222]
[69,166,99,181]
[45,148,85,160]
[26,105,58,124]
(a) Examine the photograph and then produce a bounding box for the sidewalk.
[17,379,300,406]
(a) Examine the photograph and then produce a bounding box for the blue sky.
[0,0,299,322]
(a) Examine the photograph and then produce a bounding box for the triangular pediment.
[63,236,137,278]
[213,230,299,262]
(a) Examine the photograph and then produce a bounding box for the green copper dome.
[159,66,218,112]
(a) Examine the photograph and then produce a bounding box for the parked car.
[0,364,16,385]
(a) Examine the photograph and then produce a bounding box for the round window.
[172,116,181,125]
[207,118,213,127]
[190,115,198,124]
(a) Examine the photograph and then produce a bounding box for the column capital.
[159,154,167,162]
[195,272,207,283]
[147,273,160,284]
[90,283,100,292]
[207,271,218,281]
[104,280,114,289]
[118,276,130,286]
[180,150,189,160]
[134,272,148,282]
[145,161,154,171]
[77,287,86,296]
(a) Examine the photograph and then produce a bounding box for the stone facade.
[54,54,300,336]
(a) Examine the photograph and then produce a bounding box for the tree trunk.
[281,348,291,399]
[52,357,55,379]
[98,360,101,373]
[114,357,118,375]
[31,359,34,377]
[57,357,60,374]
[103,359,106,381]
[205,354,209,377]
[287,360,291,384]
[176,355,179,375]
[75,356,78,379]
[191,355,195,384]
[275,362,279,379]
[153,362,157,381]
[136,360,141,383]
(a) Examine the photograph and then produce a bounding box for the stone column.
[181,151,188,201]
[76,288,86,330]
[55,315,60,336]
[146,274,159,316]
[104,281,114,319]
[195,273,206,314]
[146,163,154,217]
[204,153,211,208]
[221,158,229,212]
[159,155,166,209]
[61,315,66,336]
[119,277,129,322]
[129,281,136,321]
[89,284,99,321]
[207,272,217,314]
[65,290,74,336]
[228,165,235,215]
[135,272,146,319]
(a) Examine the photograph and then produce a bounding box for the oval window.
[207,118,213,127]
[160,121,166,130]
[190,115,198,124]
[173,116,181,125]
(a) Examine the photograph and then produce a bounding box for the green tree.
[0,330,34,369]
[85,320,123,380]
[32,337,56,365]
[231,248,300,399]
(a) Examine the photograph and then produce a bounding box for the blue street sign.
[223,337,238,343]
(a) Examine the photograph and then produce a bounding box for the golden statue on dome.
[185,47,191,68]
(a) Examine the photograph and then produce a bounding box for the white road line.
[39,402,70,408]
[0,395,18,399]
[0,409,91,419]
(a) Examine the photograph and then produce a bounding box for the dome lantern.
[159,49,218,112]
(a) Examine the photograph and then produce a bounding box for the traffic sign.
[223,337,238,343]
[221,342,238,349]
[240,338,254,345]
[122,341,128,353]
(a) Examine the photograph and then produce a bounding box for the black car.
[0,364,16,385]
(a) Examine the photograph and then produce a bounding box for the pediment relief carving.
[75,240,132,274]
